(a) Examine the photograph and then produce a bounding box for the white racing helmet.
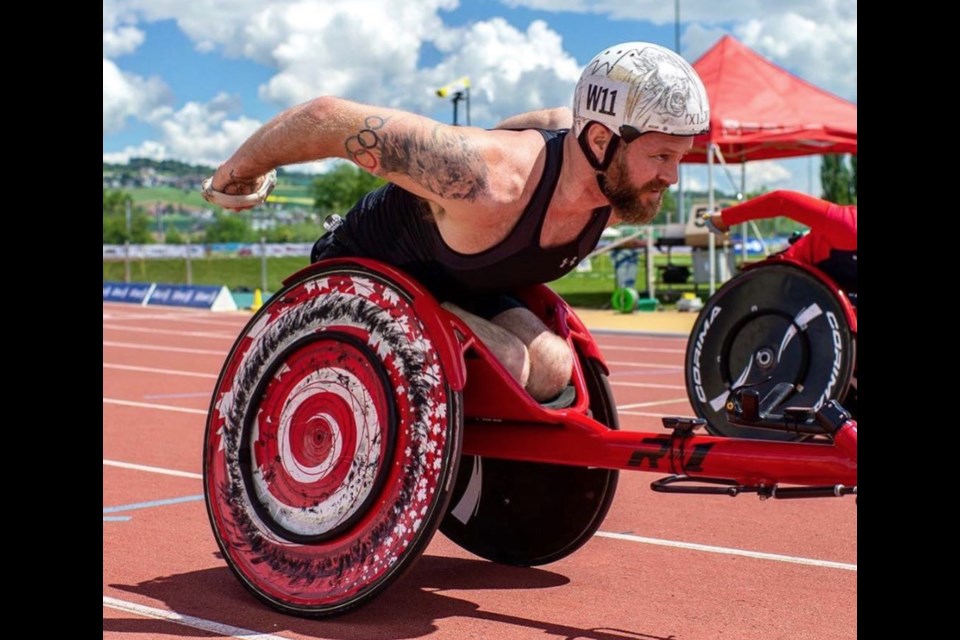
[573,42,709,167]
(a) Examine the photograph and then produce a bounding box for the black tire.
[685,262,856,440]
[439,355,619,566]
[203,262,463,617]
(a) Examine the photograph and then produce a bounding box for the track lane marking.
[103,460,202,479]
[104,459,855,571]
[597,344,685,354]
[103,341,226,356]
[618,410,688,418]
[104,363,218,379]
[617,398,690,409]
[103,495,204,514]
[103,324,238,339]
[611,381,685,390]
[103,398,207,415]
[103,596,291,640]
[595,531,856,571]
[605,360,684,369]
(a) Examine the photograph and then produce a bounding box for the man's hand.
[201,169,277,211]
[702,211,728,235]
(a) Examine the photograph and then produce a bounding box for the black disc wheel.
[203,262,463,617]
[685,262,856,440]
[439,356,619,566]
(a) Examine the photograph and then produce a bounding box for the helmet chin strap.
[577,125,620,193]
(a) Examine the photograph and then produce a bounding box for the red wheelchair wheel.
[203,262,462,617]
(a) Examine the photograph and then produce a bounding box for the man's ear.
[585,122,612,160]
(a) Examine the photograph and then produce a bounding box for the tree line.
[820,154,857,205]
[103,162,385,244]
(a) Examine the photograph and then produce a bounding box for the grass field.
[122,182,315,210]
[127,187,209,209]
[103,252,710,308]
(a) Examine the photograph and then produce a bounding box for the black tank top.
[333,129,611,294]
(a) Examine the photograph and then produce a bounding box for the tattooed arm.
[209,96,531,210]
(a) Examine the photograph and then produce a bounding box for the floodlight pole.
[437,77,471,127]
[675,0,685,225]
[450,88,470,126]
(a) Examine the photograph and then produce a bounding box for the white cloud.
[103,58,171,134]
[103,25,145,57]
[681,157,821,199]
[501,0,850,27]
[102,2,582,166]
[411,18,582,123]
[738,160,794,192]
[104,88,339,174]
[251,1,453,108]
[103,140,170,165]
[143,94,264,167]
[103,0,853,185]
[503,0,856,102]
[732,15,856,101]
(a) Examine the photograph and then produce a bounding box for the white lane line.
[595,531,856,571]
[618,410,681,418]
[103,341,226,356]
[591,328,690,337]
[103,363,218,379]
[605,360,684,370]
[103,459,202,479]
[101,459,854,572]
[103,303,251,329]
[103,596,292,640]
[103,324,237,340]
[103,494,204,514]
[101,307,249,327]
[103,398,207,415]
[617,397,690,409]
[597,344,685,354]
[611,381,686,390]
[146,392,212,400]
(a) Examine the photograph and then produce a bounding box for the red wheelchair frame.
[203,255,857,618]
[455,261,857,493]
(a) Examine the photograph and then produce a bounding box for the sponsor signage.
[147,284,237,311]
[103,281,154,305]
[103,282,238,311]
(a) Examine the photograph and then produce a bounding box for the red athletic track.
[103,301,856,640]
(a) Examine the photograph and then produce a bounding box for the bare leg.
[442,303,572,402]
[492,307,573,401]
[441,302,531,389]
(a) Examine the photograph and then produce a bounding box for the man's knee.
[441,302,531,387]
[526,333,574,401]
[497,335,532,388]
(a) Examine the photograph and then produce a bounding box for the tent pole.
[678,166,685,225]
[740,160,748,263]
[708,144,716,295]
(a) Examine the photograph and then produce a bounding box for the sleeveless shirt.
[330,129,611,295]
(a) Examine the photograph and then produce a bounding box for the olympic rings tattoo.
[345,116,387,171]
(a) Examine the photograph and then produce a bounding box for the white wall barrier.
[103,243,313,259]
[103,281,238,311]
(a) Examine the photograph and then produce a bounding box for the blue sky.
[103,0,857,195]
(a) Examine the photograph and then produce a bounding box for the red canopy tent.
[685,35,857,164]
[677,35,857,292]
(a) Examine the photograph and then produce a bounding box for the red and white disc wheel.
[204,263,462,617]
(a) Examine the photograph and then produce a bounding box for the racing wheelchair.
[203,254,857,618]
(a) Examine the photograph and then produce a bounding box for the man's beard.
[600,153,670,224]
